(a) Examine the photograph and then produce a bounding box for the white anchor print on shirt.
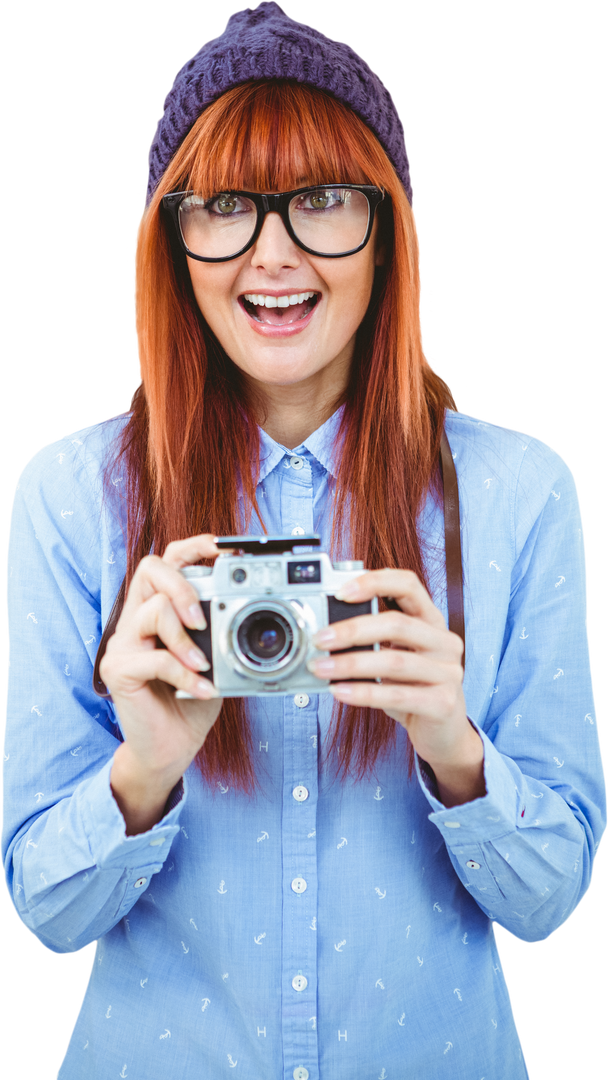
[375,979,385,989]
[551,490,561,500]
[106,1006,112,1019]
[27,612,38,623]
[398,1013,406,1026]
[444,1042,453,1054]
[310,917,317,930]
[218,880,227,894]
[514,715,522,727]
[337,837,348,849]
[61,510,73,519]
[484,479,492,489]
[489,561,501,572]
[378,1069,387,1079]
[374,786,384,800]
[375,887,387,899]
[160,1029,171,1039]
[553,758,564,768]
[454,989,462,1001]
[519,627,528,639]
[585,714,595,724]
[309,1016,316,1029]
[120,1067,127,1078]
[140,978,148,988]
[181,941,189,953]
[417,956,423,966]
[334,940,346,952]
[218,783,229,794]
[227,1054,238,1067]
[257,831,269,842]
[190,919,198,930]
[201,998,210,1013]
[553,668,564,680]
[254,932,266,945]
[555,576,565,588]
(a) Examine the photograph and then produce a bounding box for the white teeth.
[243,291,317,307]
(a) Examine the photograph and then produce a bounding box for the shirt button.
[466,860,481,870]
[289,456,304,470]
[293,785,309,802]
[134,877,147,889]
[291,526,306,536]
[149,837,165,846]
[444,821,461,828]
[294,1069,309,1080]
[291,876,307,894]
[292,974,308,991]
[294,693,309,708]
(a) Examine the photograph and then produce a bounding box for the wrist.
[110,743,183,835]
[422,722,486,809]
[114,739,188,791]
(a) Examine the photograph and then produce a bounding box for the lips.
[238,293,323,334]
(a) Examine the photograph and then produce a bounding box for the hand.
[100,535,225,832]
[307,569,486,807]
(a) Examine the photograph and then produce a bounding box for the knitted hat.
[147,2,412,204]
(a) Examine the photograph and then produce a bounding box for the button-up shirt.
[3,408,605,1080]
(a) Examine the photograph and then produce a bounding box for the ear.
[374,242,387,267]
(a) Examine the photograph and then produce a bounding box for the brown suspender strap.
[92,428,465,697]
[439,429,466,668]
[93,577,126,698]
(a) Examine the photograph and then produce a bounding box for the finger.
[162,534,222,569]
[121,553,207,631]
[100,646,219,699]
[351,569,444,628]
[152,533,234,626]
[123,533,224,627]
[328,679,459,719]
[118,591,211,672]
[319,643,451,686]
[313,611,463,660]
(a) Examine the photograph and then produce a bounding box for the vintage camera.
[176,535,379,698]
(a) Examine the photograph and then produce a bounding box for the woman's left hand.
[307,569,486,806]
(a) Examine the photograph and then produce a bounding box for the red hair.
[108,81,456,794]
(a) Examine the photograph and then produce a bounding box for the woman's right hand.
[101,534,225,833]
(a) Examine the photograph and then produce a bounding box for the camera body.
[177,535,378,698]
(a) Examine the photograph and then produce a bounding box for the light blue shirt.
[3,408,605,1080]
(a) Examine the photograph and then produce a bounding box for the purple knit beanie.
[147,2,412,205]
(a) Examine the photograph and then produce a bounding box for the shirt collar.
[257,405,345,483]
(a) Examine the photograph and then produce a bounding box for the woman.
[3,4,605,1078]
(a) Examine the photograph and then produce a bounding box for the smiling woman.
[2,4,605,1080]
[125,77,455,789]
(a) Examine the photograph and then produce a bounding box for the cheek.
[329,258,377,329]
[187,262,236,324]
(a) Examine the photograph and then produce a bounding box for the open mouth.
[239,291,320,326]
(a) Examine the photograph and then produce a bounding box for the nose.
[250,211,301,275]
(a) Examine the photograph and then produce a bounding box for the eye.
[181,193,254,219]
[211,193,245,216]
[296,188,347,212]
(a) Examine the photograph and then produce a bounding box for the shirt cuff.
[79,758,187,870]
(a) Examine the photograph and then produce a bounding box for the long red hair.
[108,81,456,794]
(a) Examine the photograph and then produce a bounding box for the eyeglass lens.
[178,187,371,259]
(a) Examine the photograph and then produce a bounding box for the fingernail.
[189,648,210,671]
[306,652,334,669]
[188,603,206,630]
[196,680,219,698]
[334,581,360,600]
[312,628,336,646]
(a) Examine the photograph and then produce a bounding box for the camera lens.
[237,610,293,666]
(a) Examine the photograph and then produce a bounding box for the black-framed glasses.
[162,184,386,262]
